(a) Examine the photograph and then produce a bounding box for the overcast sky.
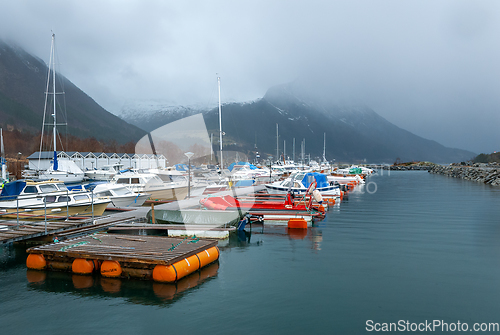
[1,0,499,154]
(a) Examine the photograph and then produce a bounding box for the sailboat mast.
[1,128,5,181]
[276,123,279,162]
[52,33,57,155]
[323,132,326,162]
[50,33,58,171]
[217,76,223,170]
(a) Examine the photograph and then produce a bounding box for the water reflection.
[26,262,219,306]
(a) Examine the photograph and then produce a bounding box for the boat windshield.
[74,194,89,201]
[292,172,306,181]
[39,184,59,193]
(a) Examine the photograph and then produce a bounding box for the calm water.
[2,171,500,334]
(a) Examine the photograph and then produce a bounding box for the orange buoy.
[26,254,47,270]
[72,259,98,275]
[100,260,122,278]
[153,246,220,283]
[196,246,220,268]
[153,264,177,283]
[288,218,308,229]
[177,255,200,281]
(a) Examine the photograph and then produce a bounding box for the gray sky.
[1,0,499,154]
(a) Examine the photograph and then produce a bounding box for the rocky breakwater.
[429,162,500,186]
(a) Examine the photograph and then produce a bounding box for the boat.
[85,163,124,181]
[37,34,84,183]
[265,171,341,197]
[110,170,188,201]
[91,183,150,208]
[0,128,8,188]
[148,208,246,226]
[0,179,110,218]
[199,193,325,217]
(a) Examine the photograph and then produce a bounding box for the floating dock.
[26,234,219,282]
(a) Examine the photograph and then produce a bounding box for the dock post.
[16,196,19,228]
[91,190,95,224]
[66,189,69,220]
[151,203,155,224]
[44,196,47,234]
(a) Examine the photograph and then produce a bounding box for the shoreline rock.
[428,162,500,186]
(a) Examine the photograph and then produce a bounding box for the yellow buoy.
[26,254,47,270]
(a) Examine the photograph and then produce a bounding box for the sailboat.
[0,128,8,186]
[38,33,84,183]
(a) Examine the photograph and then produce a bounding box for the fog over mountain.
[122,81,475,164]
[1,1,499,153]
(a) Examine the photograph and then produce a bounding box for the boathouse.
[27,151,167,171]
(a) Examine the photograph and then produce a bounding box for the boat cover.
[349,167,363,174]
[0,180,26,200]
[227,162,258,172]
[301,173,329,189]
[235,179,255,187]
[148,209,246,226]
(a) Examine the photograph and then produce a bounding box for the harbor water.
[1,170,500,334]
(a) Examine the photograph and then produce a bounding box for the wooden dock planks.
[27,234,217,266]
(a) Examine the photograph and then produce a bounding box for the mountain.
[0,39,145,144]
[120,82,475,164]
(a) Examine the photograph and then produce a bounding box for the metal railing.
[0,188,103,231]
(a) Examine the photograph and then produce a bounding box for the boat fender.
[306,180,317,195]
[312,189,323,204]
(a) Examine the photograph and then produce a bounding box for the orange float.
[153,246,220,283]
[288,218,308,229]
[100,260,122,277]
[196,246,220,268]
[26,254,46,270]
[72,259,99,275]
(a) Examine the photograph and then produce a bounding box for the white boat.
[92,183,150,208]
[85,164,124,181]
[111,170,188,201]
[265,171,341,197]
[1,128,8,187]
[37,34,84,183]
[40,160,84,183]
[327,174,364,185]
[0,179,110,217]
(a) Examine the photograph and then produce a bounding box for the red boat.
[199,193,325,215]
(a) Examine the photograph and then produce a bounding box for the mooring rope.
[58,241,90,252]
